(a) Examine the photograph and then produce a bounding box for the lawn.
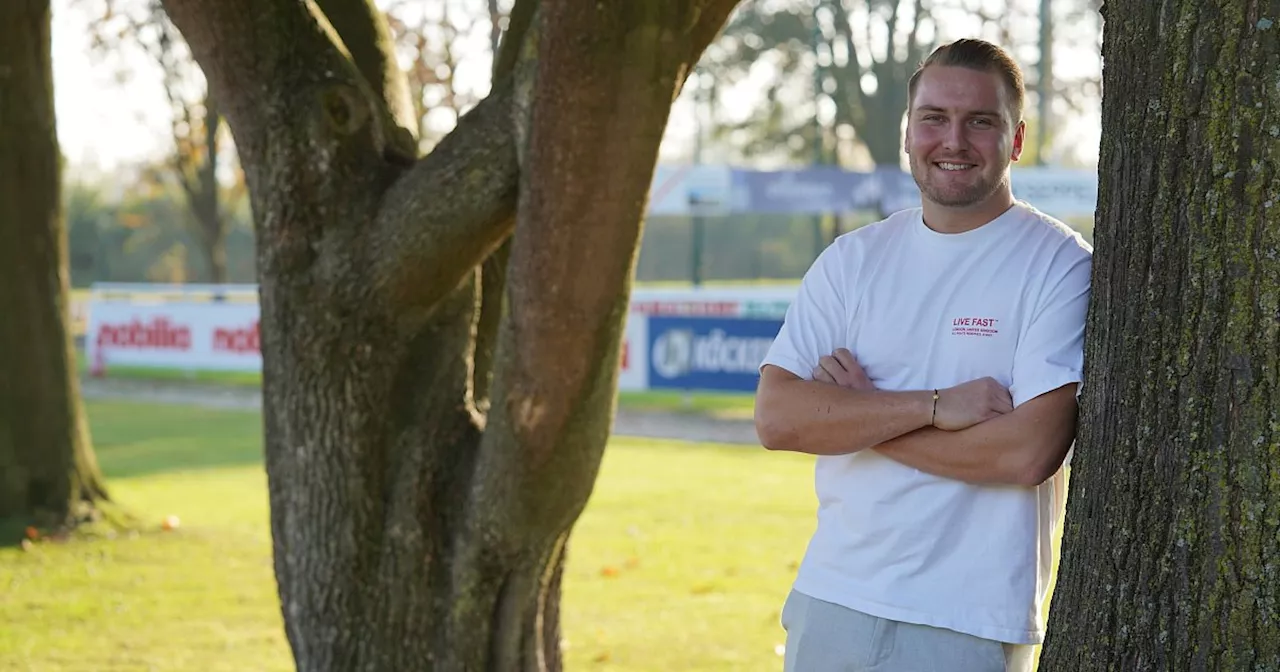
[75,356,760,420]
[0,401,1063,671]
[0,401,816,671]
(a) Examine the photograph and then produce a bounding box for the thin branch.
[313,0,417,132]
[492,0,536,81]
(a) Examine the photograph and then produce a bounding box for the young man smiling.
[755,39,1093,671]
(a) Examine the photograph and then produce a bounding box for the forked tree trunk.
[0,0,109,528]
[159,0,740,668]
[1040,1,1280,669]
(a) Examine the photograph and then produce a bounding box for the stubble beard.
[910,154,1009,208]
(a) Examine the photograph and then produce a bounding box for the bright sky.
[53,0,173,174]
[50,0,1101,176]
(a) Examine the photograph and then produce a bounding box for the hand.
[932,377,1013,431]
[812,348,874,391]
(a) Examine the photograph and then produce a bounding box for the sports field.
[0,400,816,671]
[1,397,1062,671]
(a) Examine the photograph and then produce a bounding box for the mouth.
[934,161,977,172]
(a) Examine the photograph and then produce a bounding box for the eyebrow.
[915,105,1004,118]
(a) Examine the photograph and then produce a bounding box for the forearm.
[756,372,934,456]
[875,389,1077,486]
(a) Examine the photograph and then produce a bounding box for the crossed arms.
[754,349,1078,487]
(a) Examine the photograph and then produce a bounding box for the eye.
[923,114,944,123]
[970,118,995,128]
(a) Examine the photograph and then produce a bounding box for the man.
[755,39,1092,672]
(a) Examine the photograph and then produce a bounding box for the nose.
[943,122,970,152]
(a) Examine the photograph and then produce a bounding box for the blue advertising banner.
[647,316,783,392]
[733,167,880,214]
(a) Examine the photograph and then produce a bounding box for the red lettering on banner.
[214,321,260,354]
[96,317,192,351]
[631,301,738,316]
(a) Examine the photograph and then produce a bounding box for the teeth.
[938,162,972,171]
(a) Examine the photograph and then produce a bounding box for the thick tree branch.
[160,0,341,145]
[368,80,520,317]
[369,0,540,318]
[161,0,411,177]
[313,0,417,133]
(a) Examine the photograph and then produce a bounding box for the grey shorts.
[780,590,1036,672]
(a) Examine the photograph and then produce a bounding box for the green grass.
[76,354,760,419]
[0,401,1063,671]
[0,402,815,671]
[614,390,757,420]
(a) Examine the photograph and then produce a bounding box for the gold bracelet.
[931,389,939,426]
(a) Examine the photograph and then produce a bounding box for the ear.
[1010,120,1026,162]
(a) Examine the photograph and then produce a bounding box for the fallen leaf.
[600,566,620,578]
[24,527,38,540]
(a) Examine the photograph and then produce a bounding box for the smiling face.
[906,65,1025,211]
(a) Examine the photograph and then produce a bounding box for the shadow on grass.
[0,517,31,547]
[86,401,265,480]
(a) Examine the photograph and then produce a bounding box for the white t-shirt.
[761,201,1092,645]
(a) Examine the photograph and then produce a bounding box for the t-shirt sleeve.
[1009,247,1092,407]
[760,244,849,380]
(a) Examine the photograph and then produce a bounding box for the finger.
[997,391,1014,414]
[833,348,858,372]
[821,356,858,388]
[812,366,835,383]
[819,355,852,385]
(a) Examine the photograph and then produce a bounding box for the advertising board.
[646,316,783,392]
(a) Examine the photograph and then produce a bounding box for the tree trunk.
[184,95,227,284]
[0,0,109,530]
[197,98,227,284]
[158,0,740,668]
[1040,1,1280,669]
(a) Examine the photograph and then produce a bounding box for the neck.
[921,186,1017,234]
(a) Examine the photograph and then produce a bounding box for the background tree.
[700,0,938,166]
[697,0,1102,168]
[0,0,110,533]
[1040,1,1280,668]
[156,0,741,668]
[383,0,511,152]
[89,0,239,283]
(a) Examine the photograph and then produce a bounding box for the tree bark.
[1040,1,1280,669]
[159,0,740,668]
[0,0,109,529]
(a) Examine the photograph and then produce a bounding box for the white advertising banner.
[85,286,798,389]
[87,302,261,372]
[1010,168,1098,216]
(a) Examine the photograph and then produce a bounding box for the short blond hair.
[908,39,1026,121]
